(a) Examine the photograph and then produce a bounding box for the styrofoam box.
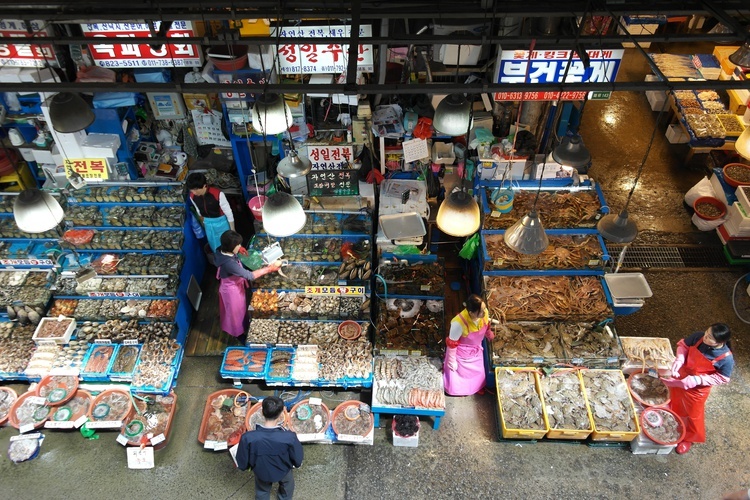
[736,186,750,214]
[665,124,689,144]
[81,133,121,158]
[33,317,77,344]
[646,90,667,112]
[32,148,56,164]
[727,202,750,230]
[392,418,419,448]
[618,18,659,48]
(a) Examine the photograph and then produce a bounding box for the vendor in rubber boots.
[187,172,235,252]
[214,230,282,342]
[662,323,734,454]
[443,294,495,396]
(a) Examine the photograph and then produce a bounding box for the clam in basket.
[35,374,79,406]
[627,372,671,407]
[86,389,133,428]
[245,400,291,431]
[331,401,374,439]
[8,390,52,431]
[0,387,18,426]
[198,389,250,447]
[289,399,331,439]
[46,390,92,429]
[640,406,686,446]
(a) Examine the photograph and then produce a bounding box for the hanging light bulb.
[433,94,472,136]
[435,189,480,237]
[729,42,750,68]
[251,93,293,136]
[597,209,638,244]
[552,134,591,169]
[736,127,750,161]
[277,149,312,178]
[261,192,306,237]
[503,209,549,254]
[48,92,94,133]
[13,189,64,233]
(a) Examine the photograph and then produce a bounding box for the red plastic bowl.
[640,407,686,446]
[207,45,248,71]
[693,196,726,220]
[722,163,750,188]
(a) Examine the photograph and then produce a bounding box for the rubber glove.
[485,329,495,342]
[238,246,249,256]
[662,376,698,389]
[445,346,458,372]
[671,355,685,379]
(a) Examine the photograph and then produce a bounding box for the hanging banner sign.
[81,21,202,68]
[0,20,59,68]
[64,158,109,181]
[493,49,624,101]
[307,145,354,170]
[304,286,365,296]
[274,25,373,74]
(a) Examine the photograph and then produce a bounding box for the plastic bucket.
[248,195,267,221]
[491,187,514,213]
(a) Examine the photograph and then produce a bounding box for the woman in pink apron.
[444,294,495,396]
[663,323,733,454]
[213,231,282,340]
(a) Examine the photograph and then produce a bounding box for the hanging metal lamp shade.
[48,92,94,133]
[433,94,471,136]
[435,190,480,237]
[13,189,64,233]
[503,209,549,254]
[736,127,750,161]
[251,93,293,136]
[552,134,591,168]
[261,192,306,237]
[597,209,638,244]
[729,42,750,68]
[277,149,312,178]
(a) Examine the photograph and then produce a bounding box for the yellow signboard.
[64,158,109,181]
[304,286,365,296]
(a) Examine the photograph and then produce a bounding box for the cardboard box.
[618,16,662,48]
[665,123,689,144]
[728,89,749,116]
[713,46,740,75]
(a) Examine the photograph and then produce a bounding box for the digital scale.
[261,241,284,264]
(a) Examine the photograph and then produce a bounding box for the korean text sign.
[308,145,354,170]
[81,21,202,68]
[274,25,373,74]
[0,20,58,68]
[64,158,109,181]
[306,169,358,196]
[493,49,624,101]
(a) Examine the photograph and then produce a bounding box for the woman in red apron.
[444,294,495,396]
[663,323,733,454]
[213,231,281,341]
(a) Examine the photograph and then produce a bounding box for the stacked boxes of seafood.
[619,337,676,377]
[1,270,54,324]
[236,209,375,389]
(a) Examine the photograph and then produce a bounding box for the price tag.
[126,446,155,469]
[27,396,47,405]
[647,368,659,378]
[337,434,364,443]
[94,339,112,344]
[420,285,431,291]
[232,379,243,388]
[19,423,36,434]
[123,339,139,345]
[532,357,544,364]
[204,440,217,450]
[86,420,122,429]
[74,416,88,428]
[490,211,501,218]
[45,420,73,429]
[309,397,322,406]
[11,432,41,441]
[49,367,79,376]
[214,441,228,451]
[116,434,129,446]
[150,433,166,446]
[36,339,57,346]
[571,358,584,365]
[494,259,505,267]
[607,357,619,364]
[409,350,422,356]
[588,259,600,267]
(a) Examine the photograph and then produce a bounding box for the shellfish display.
[541,371,591,431]
[641,407,684,444]
[0,323,36,376]
[131,338,181,391]
[318,338,373,381]
[581,370,637,432]
[484,233,603,270]
[483,190,601,230]
[485,276,611,322]
[376,299,444,356]
[88,390,132,423]
[375,260,444,296]
[289,400,329,434]
[201,391,248,443]
[332,402,373,436]
[122,393,176,446]
[496,369,546,431]
[373,356,445,409]
[559,323,623,363]
[222,348,268,374]
[628,372,670,407]
[491,322,565,365]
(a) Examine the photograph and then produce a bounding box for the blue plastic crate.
[80,343,117,382]
[130,356,178,394]
[220,347,269,379]
[265,346,295,384]
[107,344,142,381]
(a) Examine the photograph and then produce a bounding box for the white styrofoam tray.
[604,273,653,300]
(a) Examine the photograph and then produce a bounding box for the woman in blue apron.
[187,172,235,252]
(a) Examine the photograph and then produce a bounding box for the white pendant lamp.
[552,134,591,169]
[13,189,64,233]
[433,94,472,136]
[597,209,638,244]
[277,149,312,178]
[436,189,481,237]
[503,209,549,254]
[261,192,306,237]
[48,92,95,133]
[251,93,293,136]
[736,127,750,161]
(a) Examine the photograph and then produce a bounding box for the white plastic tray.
[604,273,653,300]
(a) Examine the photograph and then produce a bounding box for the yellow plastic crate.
[580,369,641,442]
[717,114,746,138]
[495,367,549,440]
[540,369,594,440]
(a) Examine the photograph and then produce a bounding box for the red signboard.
[81,21,202,68]
[0,20,58,68]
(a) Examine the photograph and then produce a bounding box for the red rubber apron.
[669,338,731,443]
[216,266,249,337]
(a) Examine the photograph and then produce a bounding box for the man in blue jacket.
[236,396,303,500]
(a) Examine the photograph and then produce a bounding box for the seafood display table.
[371,405,444,430]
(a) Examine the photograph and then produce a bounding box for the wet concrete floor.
[2,44,750,499]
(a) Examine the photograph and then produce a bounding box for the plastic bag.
[691,212,724,231]
[239,250,264,271]
[684,176,716,206]
[62,229,95,246]
[91,254,121,274]
[458,233,480,260]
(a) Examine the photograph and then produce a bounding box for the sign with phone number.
[64,158,109,181]
[274,25,373,74]
[305,286,365,296]
[0,20,59,68]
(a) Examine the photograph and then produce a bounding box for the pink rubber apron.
[216,266,248,337]
[443,314,488,396]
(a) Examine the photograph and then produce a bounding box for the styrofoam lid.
[379,212,426,240]
[604,273,653,299]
